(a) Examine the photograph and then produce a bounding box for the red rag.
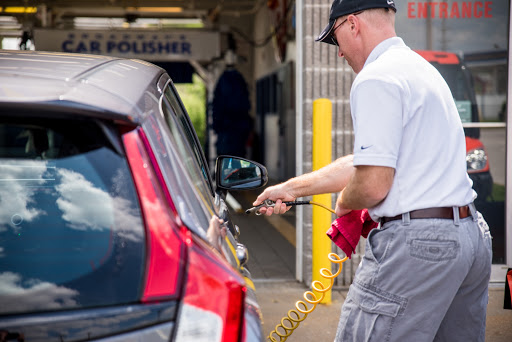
[326,209,378,259]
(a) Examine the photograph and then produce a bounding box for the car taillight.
[122,128,186,302]
[176,232,246,342]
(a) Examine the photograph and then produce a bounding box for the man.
[253,0,493,341]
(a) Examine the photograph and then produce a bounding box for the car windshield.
[432,63,472,102]
[429,62,477,125]
[0,117,145,315]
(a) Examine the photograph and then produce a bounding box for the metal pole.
[312,98,333,303]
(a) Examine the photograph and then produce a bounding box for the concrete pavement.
[256,283,512,342]
[230,191,512,341]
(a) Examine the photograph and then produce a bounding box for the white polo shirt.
[351,37,476,221]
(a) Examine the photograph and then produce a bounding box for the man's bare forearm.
[284,154,355,198]
[254,155,354,216]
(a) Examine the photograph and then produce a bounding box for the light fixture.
[1,7,37,14]
[125,7,183,13]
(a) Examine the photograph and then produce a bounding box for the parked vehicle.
[0,50,266,342]
[415,50,493,205]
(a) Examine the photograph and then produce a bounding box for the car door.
[143,74,241,270]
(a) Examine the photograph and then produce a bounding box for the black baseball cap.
[316,0,397,45]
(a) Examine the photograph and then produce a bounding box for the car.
[0,49,267,342]
[415,50,493,206]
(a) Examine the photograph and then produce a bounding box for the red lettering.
[484,1,492,18]
[407,1,493,19]
[408,2,416,18]
[430,2,439,18]
[450,2,460,18]
[439,2,449,18]
[417,2,428,18]
[474,2,483,18]
[462,2,471,17]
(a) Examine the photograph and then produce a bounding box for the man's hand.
[253,154,355,216]
[253,183,296,216]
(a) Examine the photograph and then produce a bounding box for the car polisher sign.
[33,29,220,61]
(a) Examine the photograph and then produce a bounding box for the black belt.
[380,206,471,225]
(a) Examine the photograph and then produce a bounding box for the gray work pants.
[335,209,492,342]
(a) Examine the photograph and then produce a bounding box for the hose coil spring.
[267,253,348,342]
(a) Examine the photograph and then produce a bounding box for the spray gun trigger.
[245,199,276,215]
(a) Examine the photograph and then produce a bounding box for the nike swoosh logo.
[361,145,373,150]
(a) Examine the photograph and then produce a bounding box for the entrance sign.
[407,1,493,19]
[33,29,220,61]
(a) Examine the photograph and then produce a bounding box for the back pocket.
[409,239,458,261]
[406,228,460,262]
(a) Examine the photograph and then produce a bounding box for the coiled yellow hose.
[267,252,348,341]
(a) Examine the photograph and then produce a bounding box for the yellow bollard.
[312,98,333,304]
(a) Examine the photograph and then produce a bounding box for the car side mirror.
[215,155,268,191]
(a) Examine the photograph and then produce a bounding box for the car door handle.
[236,243,249,266]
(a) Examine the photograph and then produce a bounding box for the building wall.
[300,0,359,286]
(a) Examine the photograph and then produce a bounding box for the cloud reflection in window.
[0,160,143,242]
[0,161,49,231]
[55,168,143,242]
[0,272,78,314]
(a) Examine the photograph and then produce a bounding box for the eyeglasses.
[330,11,364,46]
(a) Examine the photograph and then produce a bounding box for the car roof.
[0,50,166,123]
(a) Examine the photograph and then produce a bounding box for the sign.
[455,100,472,123]
[33,29,220,62]
[407,1,493,19]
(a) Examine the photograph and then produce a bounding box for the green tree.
[175,74,206,147]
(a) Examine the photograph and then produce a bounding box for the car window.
[0,117,145,315]
[143,112,213,239]
[433,64,471,102]
[161,98,213,198]
[163,84,213,192]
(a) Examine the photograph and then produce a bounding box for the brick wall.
[300,0,360,286]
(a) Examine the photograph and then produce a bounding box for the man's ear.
[349,15,360,37]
